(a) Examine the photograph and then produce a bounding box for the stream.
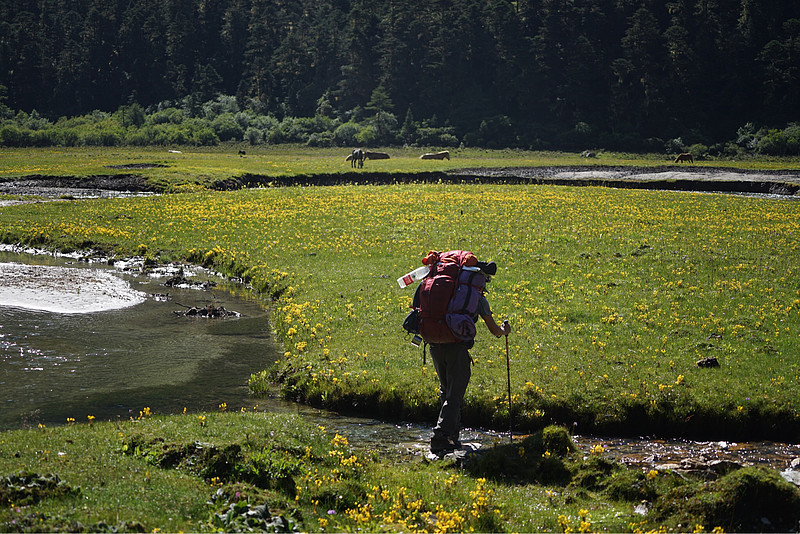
[1,248,799,478]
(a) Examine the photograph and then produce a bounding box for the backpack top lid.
[422,250,478,268]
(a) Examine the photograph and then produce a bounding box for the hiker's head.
[477,261,497,281]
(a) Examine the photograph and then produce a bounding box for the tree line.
[2,0,800,153]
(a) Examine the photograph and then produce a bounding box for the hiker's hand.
[501,320,511,336]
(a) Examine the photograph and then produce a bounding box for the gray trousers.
[430,342,472,444]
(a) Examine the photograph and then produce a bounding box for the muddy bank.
[3,166,800,197]
[214,165,800,196]
[0,174,156,199]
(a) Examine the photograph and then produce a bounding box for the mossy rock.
[655,467,800,532]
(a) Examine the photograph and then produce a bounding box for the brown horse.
[675,152,693,163]
[420,150,450,160]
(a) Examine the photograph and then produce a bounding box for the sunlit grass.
[2,159,800,531]
[2,146,800,190]
[0,413,640,533]
[1,412,789,532]
[1,181,798,439]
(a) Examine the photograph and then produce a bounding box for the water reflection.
[0,250,293,430]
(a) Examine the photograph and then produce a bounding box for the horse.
[347,148,365,168]
[675,152,693,163]
[364,151,390,160]
[420,150,450,160]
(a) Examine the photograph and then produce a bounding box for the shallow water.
[0,250,297,430]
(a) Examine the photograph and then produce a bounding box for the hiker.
[417,253,511,455]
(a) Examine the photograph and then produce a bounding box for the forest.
[2,0,800,153]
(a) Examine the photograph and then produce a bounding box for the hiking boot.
[430,436,460,455]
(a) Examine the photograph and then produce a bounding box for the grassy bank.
[3,414,799,532]
[2,148,800,531]
[0,174,799,440]
[2,146,800,193]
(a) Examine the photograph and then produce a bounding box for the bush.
[149,108,185,125]
[245,127,263,145]
[756,129,786,155]
[664,137,685,153]
[415,127,459,147]
[212,113,244,142]
[306,132,334,147]
[251,115,279,131]
[191,127,219,146]
[203,95,239,119]
[0,124,28,146]
[82,128,122,146]
[58,128,80,146]
[355,125,377,146]
[332,122,359,146]
[677,468,800,532]
[687,143,708,159]
[468,115,516,149]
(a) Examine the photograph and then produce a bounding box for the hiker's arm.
[481,314,511,337]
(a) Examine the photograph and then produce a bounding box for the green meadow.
[2,146,800,193]
[1,146,800,531]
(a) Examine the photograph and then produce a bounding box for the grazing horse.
[420,150,450,160]
[346,149,365,168]
[675,152,693,163]
[364,151,390,160]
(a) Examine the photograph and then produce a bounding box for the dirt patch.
[0,174,154,193]
[450,166,800,195]
[213,166,800,196]
[105,163,168,170]
[3,166,800,197]
[0,174,156,199]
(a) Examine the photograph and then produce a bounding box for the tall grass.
[1,180,798,439]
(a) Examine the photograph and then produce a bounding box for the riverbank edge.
[217,165,800,196]
[3,164,800,197]
[3,244,796,444]
[2,170,800,443]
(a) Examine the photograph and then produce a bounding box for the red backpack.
[416,250,486,344]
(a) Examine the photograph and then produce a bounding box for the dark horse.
[350,148,364,168]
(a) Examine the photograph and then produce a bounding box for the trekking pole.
[504,321,512,443]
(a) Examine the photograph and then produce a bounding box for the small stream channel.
[1,248,799,476]
[0,248,298,430]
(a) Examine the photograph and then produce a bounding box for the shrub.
[245,127,263,145]
[306,132,333,147]
[149,108,185,125]
[250,115,279,131]
[82,128,122,146]
[58,128,80,146]
[675,467,800,532]
[355,125,377,146]
[687,143,708,159]
[212,113,244,142]
[191,127,219,146]
[203,95,239,119]
[664,137,685,153]
[332,122,359,146]
[415,127,459,147]
[0,124,28,146]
